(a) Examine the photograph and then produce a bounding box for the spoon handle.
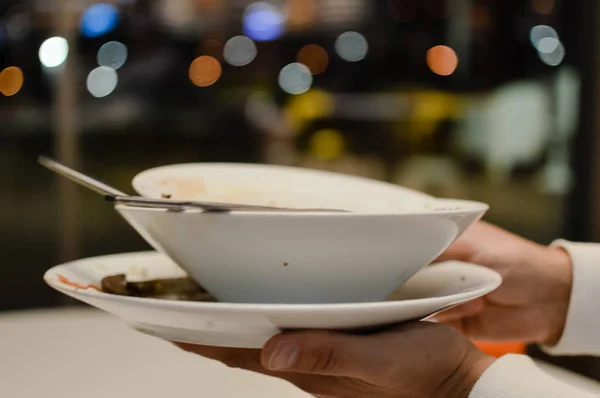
[39,155,349,213]
[38,156,127,197]
[106,195,349,213]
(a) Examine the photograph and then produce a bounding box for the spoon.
[38,156,349,213]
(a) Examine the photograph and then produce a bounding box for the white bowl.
[115,163,488,304]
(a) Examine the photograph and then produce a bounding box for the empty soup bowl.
[114,163,488,304]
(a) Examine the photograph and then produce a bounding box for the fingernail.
[267,342,300,370]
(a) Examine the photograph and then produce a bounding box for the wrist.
[440,347,495,398]
[540,245,573,346]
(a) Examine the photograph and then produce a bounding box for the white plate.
[44,251,502,348]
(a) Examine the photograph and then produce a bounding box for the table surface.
[2,308,600,398]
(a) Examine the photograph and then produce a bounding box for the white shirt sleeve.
[470,240,600,397]
[542,241,600,356]
[469,354,598,398]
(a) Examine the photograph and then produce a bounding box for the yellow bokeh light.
[531,0,555,15]
[309,129,346,161]
[285,89,334,131]
[0,66,24,96]
[426,45,458,76]
[297,44,329,75]
[189,56,222,87]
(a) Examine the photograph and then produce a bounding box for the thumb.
[261,330,383,379]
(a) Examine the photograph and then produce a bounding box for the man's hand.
[434,221,573,346]
[175,322,494,398]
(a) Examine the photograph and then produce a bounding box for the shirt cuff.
[542,240,600,356]
[469,354,597,398]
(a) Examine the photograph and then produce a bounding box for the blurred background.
[2,0,600,381]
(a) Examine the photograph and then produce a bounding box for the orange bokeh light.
[296,44,329,75]
[288,0,317,28]
[189,56,222,87]
[0,66,24,96]
[531,0,555,15]
[426,45,458,76]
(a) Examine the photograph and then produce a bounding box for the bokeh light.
[426,45,459,76]
[335,31,369,62]
[223,36,257,67]
[80,3,119,38]
[86,66,118,98]
[243,2,285,42]
[97,41,128,70]
[278,63,313,95]
[287,0,317,29]
[531,0,555,15]
[285,89,335,130]
[296,44,329,75]
[537,37,560,54]
[5,5,31,41]
[0,66,24,96]
[39,37,69,68]
[539,42,565,66]
[189,56,222,87]
[309,129,346,161]
[530,25,558,51]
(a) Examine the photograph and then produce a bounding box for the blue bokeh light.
[80,4,119,38]
[243,2,284,42]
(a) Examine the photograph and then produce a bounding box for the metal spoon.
[38,156,349,213]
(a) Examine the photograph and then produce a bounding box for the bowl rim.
[129,162,489,217]
[114,200,489,217]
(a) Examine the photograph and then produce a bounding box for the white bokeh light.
[539,41,566,67]
[537,37,560,54]
[530,25,558,51]
[97,41,128,70]
[224,35,257,67]
[39,36,69,68]
[335,31,368,62]
[278,63,312,95]
[86,66,118,97]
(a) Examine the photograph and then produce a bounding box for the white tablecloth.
[2,308,600,398]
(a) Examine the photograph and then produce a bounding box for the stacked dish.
[44,163,501,348]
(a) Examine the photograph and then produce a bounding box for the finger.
[432,240,473,263]
[261,326,432,381]
[444,319,468,334]
[173,342,353,397]
[431,299,486,323]
[261,331,367,378]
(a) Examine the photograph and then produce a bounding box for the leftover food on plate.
[57,274,101,291]
[100,274,216,302]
